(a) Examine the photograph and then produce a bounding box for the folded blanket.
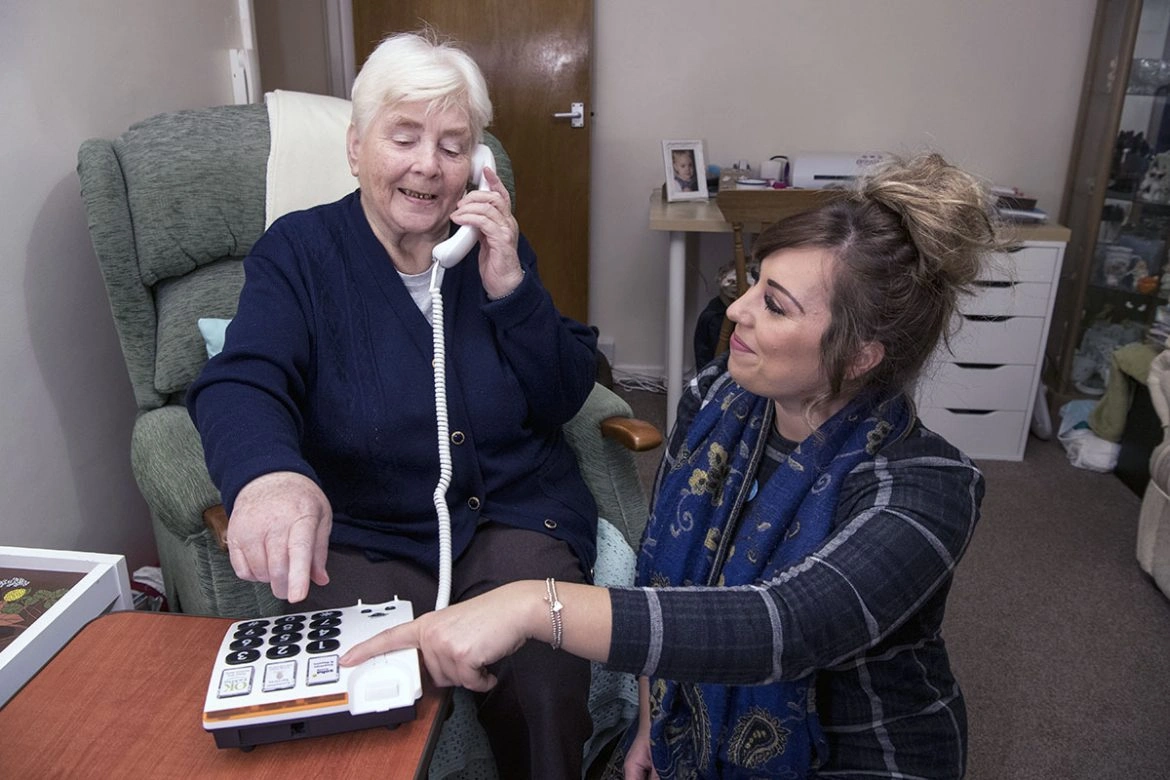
[265,89,356,227]
[1088,342,1160,442]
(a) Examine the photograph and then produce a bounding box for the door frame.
[323,0,356,99]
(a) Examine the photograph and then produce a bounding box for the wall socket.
[597,337,616,365]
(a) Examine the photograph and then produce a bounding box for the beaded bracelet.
[544,577,564,650]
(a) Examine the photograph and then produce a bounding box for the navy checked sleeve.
[606,425,983,685]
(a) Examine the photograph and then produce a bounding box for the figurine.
[1139,151,1170,203]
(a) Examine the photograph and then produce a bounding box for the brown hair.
[751,152,1016,411]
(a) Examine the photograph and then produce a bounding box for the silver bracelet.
[544,577,564,650]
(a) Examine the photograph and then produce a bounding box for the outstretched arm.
[340,580,613,691]
[344,431,981,689]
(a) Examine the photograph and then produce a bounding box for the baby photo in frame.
[662,140,708,201]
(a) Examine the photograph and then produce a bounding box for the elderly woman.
[344,152,1016,779]
[187,32,596,779]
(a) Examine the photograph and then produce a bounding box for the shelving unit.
[1048,0,1170,400]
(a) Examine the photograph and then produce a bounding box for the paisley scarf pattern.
[636,376,912,779]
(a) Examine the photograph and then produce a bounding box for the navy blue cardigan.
[188,192,599,574]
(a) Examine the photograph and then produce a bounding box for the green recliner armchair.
[76,102,659,619]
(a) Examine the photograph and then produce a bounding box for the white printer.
[789,152,885,189]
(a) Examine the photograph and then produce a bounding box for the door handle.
[553,102,585,128]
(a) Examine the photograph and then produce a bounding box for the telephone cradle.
[202,598,422,751]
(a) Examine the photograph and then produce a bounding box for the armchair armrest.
[564,384,661,550]
[132,404,282,617]
[600,416,662,452]
[204,504,229,550]
[131,406,222,540]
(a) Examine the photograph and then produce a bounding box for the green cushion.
[115,105,269,287]
[153,258,245,395]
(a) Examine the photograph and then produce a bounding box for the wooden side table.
[0,611,449,778]
[0,546,134,705]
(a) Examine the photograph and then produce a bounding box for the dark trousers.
[298,523,594,780]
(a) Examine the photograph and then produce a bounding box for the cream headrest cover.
[265,89,356,228]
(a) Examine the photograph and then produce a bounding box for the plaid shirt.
[607,366,983,779]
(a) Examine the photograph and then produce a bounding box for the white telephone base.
[202,598,422,751]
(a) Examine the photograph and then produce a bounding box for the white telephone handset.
[428,142,497,611]
[432,144,497,268]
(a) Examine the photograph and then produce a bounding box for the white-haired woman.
[188,31,597,778]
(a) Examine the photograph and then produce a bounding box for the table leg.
[666,230,686,433]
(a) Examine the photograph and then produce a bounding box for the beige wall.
[589,0,1098,374]
[0,0,1101,566]
[250,0,1099,375]
[0,1,241,568]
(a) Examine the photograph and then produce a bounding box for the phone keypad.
[213,606,399,699]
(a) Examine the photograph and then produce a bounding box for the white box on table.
[0,546,134,705]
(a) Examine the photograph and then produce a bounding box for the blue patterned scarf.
[636,375,911,778]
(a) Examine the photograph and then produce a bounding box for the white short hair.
[351,31,492,143]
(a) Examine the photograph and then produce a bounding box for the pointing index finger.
[284,520,317,603]
[340,621,420,667]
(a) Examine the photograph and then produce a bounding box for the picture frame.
[662,140,709,202]
[0,546,133,705]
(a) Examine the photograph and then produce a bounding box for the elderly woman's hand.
[450,166,524,299]
[226,471,332,603]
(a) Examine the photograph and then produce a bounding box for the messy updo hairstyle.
[350,30,492,143]
[751,152,1016,410]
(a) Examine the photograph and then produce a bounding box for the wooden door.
[352,0,593,323]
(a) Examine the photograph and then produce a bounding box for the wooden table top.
[649,187,1072,243]
[647,185,839,233]
[0,611,449,778]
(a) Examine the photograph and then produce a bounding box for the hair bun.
[855,152,1012,287]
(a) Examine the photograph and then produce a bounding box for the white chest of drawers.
[914,237,1067,461]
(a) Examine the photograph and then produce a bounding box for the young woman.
[343,151,1014,779]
